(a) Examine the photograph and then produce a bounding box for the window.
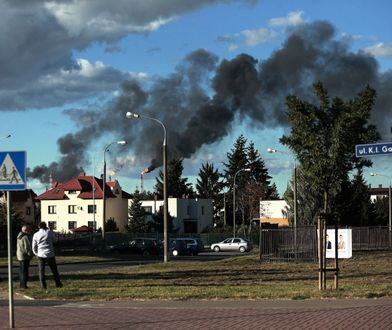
[68,205,77,214]
[88,221,95,230]
[48,205,56,214]
[26,207,31,215]
[201,206,204,216]
[143,206,152,213]
[68,191,77,194]
[183,220,197,233]
[68,221,77,230]
[187,206,190,215]
[48,221,57,230]
[88,205,97,214]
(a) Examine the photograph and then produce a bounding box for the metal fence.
[50,226,391,259]
[351,226,391,250]
[258,226,391,262]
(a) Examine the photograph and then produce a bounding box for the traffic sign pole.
[0,151,26,329]
[7,191,14,328]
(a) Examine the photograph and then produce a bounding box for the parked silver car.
[210,237,252,253]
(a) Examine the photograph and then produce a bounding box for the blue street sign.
[0,151,26,190]
[355,142,392,158]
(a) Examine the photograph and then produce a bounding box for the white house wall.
[260,200,288,219]
[135,198,213,234]
[40,192,127,233]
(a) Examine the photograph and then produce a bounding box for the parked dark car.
[108,238,161,256]
[169,238,203,256]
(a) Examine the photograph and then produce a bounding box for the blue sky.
[0,0,391,196]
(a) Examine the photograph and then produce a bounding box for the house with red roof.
[36,172,131,233]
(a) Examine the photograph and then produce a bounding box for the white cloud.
[228,43,239,52]
[129,72,150,80]
[268,11,305,27]
[241,28,277,46]
[364,43,392,58]
[0,0,253,111]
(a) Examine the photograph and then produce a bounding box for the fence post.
[318,216,324,291]
[259,221,262,261]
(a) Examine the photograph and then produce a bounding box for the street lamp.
[102,140,127,241]
[126,111,169,263]
[233,168,251,237]
[370,172,392,247]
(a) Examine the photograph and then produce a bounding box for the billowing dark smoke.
[28,21,392,184]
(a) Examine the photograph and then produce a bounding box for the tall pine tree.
[155,158,194,198]
[196,162,225,223]
[127,190,149,233]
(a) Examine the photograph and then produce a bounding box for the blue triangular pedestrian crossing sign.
[0,151,26,190]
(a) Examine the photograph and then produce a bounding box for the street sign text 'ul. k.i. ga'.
[355,142,392,158]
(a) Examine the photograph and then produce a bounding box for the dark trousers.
[19,260,30,288]
[37,256,62,288]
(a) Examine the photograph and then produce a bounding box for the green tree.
[336,169,373,226]
[268,183,280,200]
[105,218,118,232]
[127,190,149,233]
[223,135,276,232]
[0,201,26,247]
[280,82,380,216]
[150,208,175,233]
[223,135,249,228]
[196,162,225,223]
[155,158,194,198]
[283,165,323,225]
[371,197,389,226]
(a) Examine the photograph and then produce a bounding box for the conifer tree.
[155,158,194,198]
[127,190,149,233]
[196,162,225,222]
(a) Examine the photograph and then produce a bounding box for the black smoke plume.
[28,21,392,184]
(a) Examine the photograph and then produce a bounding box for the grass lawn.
[1,250,391,301]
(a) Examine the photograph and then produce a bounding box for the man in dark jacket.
[16,225,33,289]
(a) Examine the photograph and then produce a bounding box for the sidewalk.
[1,291,392,329]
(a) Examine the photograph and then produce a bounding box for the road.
[0,251,245,277]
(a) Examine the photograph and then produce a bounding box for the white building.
[259,200,289,227]
[132,198,213,234]
[36,172,131,233]
[369,185,389,203]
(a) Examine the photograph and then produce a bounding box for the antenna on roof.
[140,174,144,193]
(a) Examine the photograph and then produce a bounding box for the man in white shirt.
[32,221,63,289]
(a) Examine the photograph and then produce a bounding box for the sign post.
[0,151,26,329]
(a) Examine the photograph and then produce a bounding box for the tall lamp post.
[102,140,127,241]
[126,112,169,263]
[233,168,251,237]
[370,172,392,247]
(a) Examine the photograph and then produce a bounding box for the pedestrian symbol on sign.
[0,154,23,184]
[0,152,26,190]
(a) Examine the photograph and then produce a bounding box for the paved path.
[1,293,392,329]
